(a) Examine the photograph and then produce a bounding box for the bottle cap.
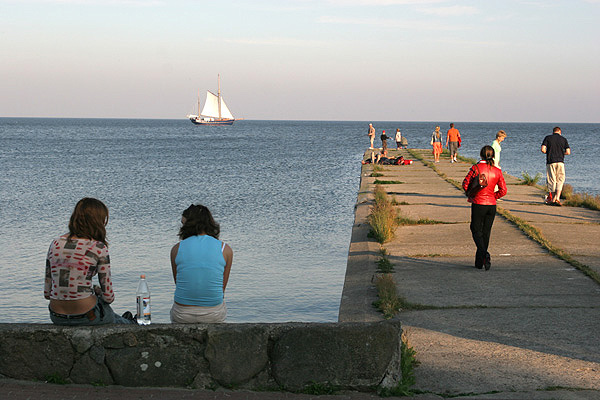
[141,274,146,279]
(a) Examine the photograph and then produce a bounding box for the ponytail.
[480,145,495,167]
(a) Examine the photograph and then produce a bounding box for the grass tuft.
[368,186,398,243]
[45,373,68,385]
[397,214,449,225]
[373,274,402,319]
[561,184,600,210]
[300,382,339,395]
[377,248,395,273]
[496,206,600,285]
[379,331,419,397]
[374,179,404,185]
[520,171,542,186]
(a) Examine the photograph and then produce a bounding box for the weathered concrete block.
[71,349,114,385]
[271,321,401,391]
[0,321,402,392]
[205,324,270,387]
[104,328,206,387]
[0,325,74,381]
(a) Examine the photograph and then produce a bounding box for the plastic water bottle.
[136,274,151,325]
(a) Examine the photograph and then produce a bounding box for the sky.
[1,0,599,122]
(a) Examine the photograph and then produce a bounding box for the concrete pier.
[339,148,600,398]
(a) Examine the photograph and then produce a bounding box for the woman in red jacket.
[462,145,507,270]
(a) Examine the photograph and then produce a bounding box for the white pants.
[546,162,565,193]
[170,301,227,323]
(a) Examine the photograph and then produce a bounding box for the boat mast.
[217,74,222,119]
[197,89,200,117]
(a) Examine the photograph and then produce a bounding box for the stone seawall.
[0,321,401,392]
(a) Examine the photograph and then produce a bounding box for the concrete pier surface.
[339,148,600,399]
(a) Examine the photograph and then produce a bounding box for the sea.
[1,119,598,324]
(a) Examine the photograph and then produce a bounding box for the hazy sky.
[1,0,598,122]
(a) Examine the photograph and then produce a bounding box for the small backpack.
[465,164,488,198]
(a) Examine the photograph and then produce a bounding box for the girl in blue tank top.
[170,204,233,323]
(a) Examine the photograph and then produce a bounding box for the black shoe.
[122,311,135,321]
[484,253,491,270]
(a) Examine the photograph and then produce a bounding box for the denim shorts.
[49,298,135,326]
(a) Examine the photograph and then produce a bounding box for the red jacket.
[462,161,507,205]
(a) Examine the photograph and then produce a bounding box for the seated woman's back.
[174,235,225,307]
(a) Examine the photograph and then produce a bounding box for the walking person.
[462,146,507,270]
[541,127,571,206]
[368,123,375,149]
[380,130,389,152]
[431,126,443,163]
[395,129,402,150]
[446,123,461,163]
[491,130,507,169]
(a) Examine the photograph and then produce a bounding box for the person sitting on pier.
[44,198,136,325]
[170,204,233,323]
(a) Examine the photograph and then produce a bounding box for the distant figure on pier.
[541,126,570,206]
[431,126,443,163]
[446,123,461,163]
[44,197,136,325]
[170,204,233,323]
[368,123,376,149]
[462,146,507,270]
[381,130,389,151]
[491,130,507,169]
[395,129,403,150]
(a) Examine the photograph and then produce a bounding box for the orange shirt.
[447,128,460,142]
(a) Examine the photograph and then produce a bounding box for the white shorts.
[170,301,227,323]
[546,162,566,192]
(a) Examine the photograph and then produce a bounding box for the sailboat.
[187,75,236,125]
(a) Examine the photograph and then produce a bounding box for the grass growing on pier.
[377,248,395,273]
[300,382,339,395]
[370,172,384,177]
[520,171,542,186]
[397,215,449,226]
[373,274,401,319]
[374,179,404,185]
[457,154,478,165]
[561,184,600,210]
[496,206,600,285]
[379,331,419,397]
[45,373,68,384]
[368,185,398,243]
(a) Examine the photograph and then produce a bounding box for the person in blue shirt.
[170,204,233,323]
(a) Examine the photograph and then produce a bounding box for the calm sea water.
[0,119,597,324]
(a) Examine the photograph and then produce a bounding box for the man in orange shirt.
[446,123,461,163]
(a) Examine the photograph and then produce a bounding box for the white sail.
[200,91,220,118]
[219,97,234,119]
[200,90,234,119]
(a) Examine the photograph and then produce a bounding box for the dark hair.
[179,204,220,240]
[68,197,109,245]
[553,126,561,133]
[480,145,495,167]
[450,123,454,128]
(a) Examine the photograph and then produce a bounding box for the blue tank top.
[174,235,225,306]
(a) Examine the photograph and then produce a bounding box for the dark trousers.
[470,203,496,267]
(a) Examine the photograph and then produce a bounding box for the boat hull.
[190,117,234,126]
